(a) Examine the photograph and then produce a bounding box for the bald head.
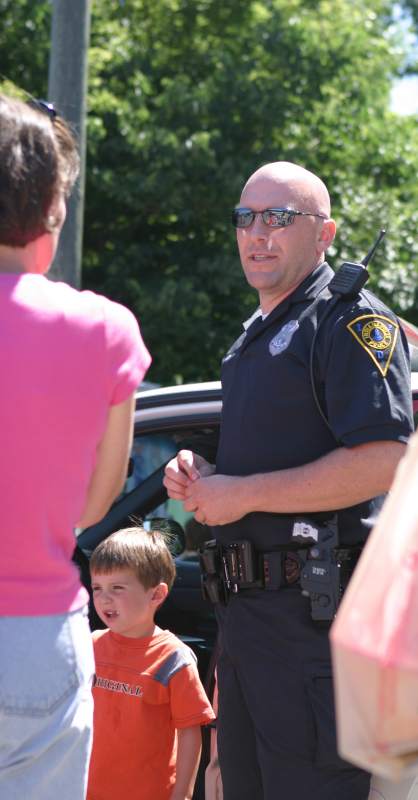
[236,161,336,313]
[241,161,331,218]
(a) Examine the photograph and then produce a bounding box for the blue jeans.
[0,606,94,800]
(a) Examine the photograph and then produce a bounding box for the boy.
[87,527,215,800]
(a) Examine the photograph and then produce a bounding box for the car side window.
[124,432,178,494]
[120,426,218,557]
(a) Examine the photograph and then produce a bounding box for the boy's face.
[91,568,166,638]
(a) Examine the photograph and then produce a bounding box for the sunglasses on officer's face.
[232,207,328,229]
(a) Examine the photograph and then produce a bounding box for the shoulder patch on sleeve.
[346,314,399,377]
[153,647,196,686]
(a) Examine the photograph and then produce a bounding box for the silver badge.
[269,320,299,356]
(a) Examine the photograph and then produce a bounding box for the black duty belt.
[199,538,362,623]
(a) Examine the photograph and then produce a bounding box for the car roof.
[135,381,222,430]
[401,317,418,379]
[400,317,418,348]
[136,380,221,406]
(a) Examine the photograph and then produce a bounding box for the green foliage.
[0,0,51,98]
[400,0,418,32]
[1,0,417,383]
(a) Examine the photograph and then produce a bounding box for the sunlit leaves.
[1,0,417,383]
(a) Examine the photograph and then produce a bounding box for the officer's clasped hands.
[163,450,245,526]
[185,473,248,526]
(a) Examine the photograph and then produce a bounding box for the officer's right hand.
[163,450,215,501]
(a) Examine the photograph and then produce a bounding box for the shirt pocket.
[140,672,170,708]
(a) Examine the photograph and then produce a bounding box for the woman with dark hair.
[0,94,151,799]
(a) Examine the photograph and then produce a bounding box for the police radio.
[327,228,386,299]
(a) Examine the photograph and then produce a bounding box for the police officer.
[164,162,414,800]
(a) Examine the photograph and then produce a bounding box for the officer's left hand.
[184,474,248,526]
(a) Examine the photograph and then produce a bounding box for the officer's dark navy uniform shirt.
[214,261,414,551]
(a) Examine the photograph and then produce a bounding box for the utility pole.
[47,0,91,287]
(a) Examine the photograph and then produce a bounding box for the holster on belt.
[199,539,305,604]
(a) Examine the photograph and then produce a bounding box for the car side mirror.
[143,517,186,557]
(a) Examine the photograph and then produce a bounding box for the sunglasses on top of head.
[232,207,328,229]
[27,98,57,120]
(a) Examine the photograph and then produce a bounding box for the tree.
[1,0,418,383]
[0,0,51,97]
[83,0,418,382]
[400,1,418,36]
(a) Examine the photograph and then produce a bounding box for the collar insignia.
[269,320,299,356]
[346,314,398,377]
[223,331,247,363]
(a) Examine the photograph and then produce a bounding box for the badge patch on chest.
[346,314,398,377]
[269,320,299,356]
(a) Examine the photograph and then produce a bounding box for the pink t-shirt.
[0,273,151,616]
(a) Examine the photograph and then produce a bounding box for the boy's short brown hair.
[89,527,176,591]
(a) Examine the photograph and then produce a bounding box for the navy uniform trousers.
[215,585,370,800]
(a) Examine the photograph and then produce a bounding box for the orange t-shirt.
[87,628,215,800]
